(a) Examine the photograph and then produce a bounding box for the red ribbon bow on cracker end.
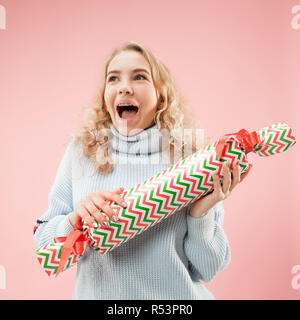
[56,218,89,277]
[215,128,260,161]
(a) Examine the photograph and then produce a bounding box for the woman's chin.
[113,113,156,136]
[113,120,142,137]
[114,113,145,135]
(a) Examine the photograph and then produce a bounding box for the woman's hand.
[189,160,253,218]
[69,187,128,228]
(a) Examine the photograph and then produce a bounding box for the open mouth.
[117,104,139,120]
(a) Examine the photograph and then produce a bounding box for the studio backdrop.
[0,0,299,299]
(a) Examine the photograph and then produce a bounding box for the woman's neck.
[109,122,162,156]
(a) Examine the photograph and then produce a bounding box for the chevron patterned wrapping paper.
[35,122,296,276]
[36,243,79,276]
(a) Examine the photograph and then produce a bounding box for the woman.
[33,41,251,299]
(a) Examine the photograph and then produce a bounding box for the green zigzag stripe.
[36,249,59,273]
[159,175,182,213]
[278,127,294,151]
[134,182,157,226]
[121,187,145,234]
[160,170,185,210]
[253,144,263,153]
[188,155,213,193]
[141,182,170,222]
[154,175,182,209]
[189,172,210,195]
[265,132,278,155]
[142,183,170,219]
[202,158,217,177]
[64,255,78,270]
[37,243,77,274]
[172,164,195,204]
[225,141,243,159]
[151,175,177,208]
[176,159,195,194]
[93,229,117,251]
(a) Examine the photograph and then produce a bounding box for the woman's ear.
[157,101,164,110]
[157,93,164,109]
[103,102,108,113]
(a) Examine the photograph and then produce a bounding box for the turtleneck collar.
[109,122,162,156]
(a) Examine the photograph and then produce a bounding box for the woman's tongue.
[121,109,138,120]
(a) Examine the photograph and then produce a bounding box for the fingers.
[229,161,252,191]
[114,187,124,194]
[76,204,96,227]
[76,188,128,229]
[230,160,241,191]
[221,162,231,194]
[84,198,113,228]
[97,190,128,209]
[212,170,224,201]
[211,160,252,201]
[88,196,121,228]
[213,161,237,198]
[240,163,253,182]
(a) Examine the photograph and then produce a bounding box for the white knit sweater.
[33,123,231,300]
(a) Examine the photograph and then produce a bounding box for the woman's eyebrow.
[107,68,150,76]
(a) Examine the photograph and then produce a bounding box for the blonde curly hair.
[66,41,209,175]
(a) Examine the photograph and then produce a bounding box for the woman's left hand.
[189,160,253,218]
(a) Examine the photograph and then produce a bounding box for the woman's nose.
[119,89,131,95]
[119,84,133,95]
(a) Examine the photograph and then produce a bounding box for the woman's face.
[104,50,160,136]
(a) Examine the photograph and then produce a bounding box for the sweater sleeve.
[33,138,76,249]
[183,201,231,283]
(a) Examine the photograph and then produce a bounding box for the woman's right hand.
[68,187,127,228]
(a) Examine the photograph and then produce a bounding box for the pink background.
[0,0,300,299]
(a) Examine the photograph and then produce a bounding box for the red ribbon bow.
[215,128,260,161]
[56,218,89,277]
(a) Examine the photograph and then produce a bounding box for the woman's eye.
[108,76,117,82]
[135,74,146,80]
[107,74,146,82]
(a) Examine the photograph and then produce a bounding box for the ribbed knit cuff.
[186,206,216,242]
[56,212,75,237]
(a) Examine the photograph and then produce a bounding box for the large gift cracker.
[35,122,296,276]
